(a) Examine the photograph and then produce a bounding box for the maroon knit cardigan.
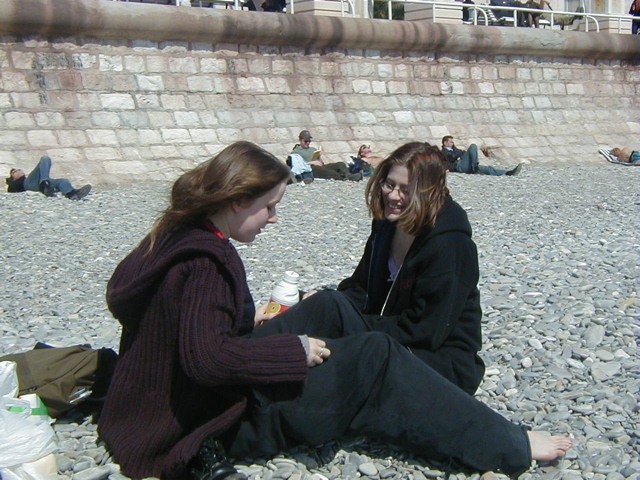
[98,227,308,479]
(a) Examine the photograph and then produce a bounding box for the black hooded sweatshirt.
[338,196,484,394]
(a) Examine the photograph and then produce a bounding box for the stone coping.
[0,0,639,61]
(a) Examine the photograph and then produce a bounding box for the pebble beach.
[0,164,638,480]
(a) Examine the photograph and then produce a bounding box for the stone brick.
[388,81,409,94]
[190,129,218,144]
[229,58,249,74]
[169,57,198,73]
[394,64,411,78]
[146,56,169,72]
[248,58,271,75]
[11,51,35,70]
[5,112,35,128]
[524,83,540,94]
[123,55,146,72]
[311,78,333,94]
[200,58,228,74]
[70,53,97,69]
[27,130,59,147]
[160,128,192,144]
[210,128,243,143]
[99,55,123,72]
[356,111,377,124]
[358,62,376,77]
[34,112,65,127]
[111,74,138,92]
[448,66,469,80]
[0,93,11,108]
[377,64,394,78]
[265,77,291,94]
[272,59,294,75]
[352,79,372,94]
[186,76,213,92]
[160,94,187,110]
[59,71,84,90]
[100,94,135,110]
[217,111,251,126]
[137,75,164,91]
[174,111,201,127]
[59,130,89,147]
[0,130,27,146]
[103,159,148,174]
[320,62,339,76]
[84,147,122,161]
[533,96,553,109]
[45,148,85,163]
[82,72,111,90]
[92,112,121,127]
[440,81,464,95]
[237,77,266,93]
[478,82,495,94]
[138,129,163,145]
[212,77,234,93]
[35,52,69,70]
[134,94,160,109]
[393,111,416,124]
[147,111,175,127]
[4,72,31,91]
[87,129,119,146]
[115,128,140,147]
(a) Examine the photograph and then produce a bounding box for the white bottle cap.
[283,271,299,283]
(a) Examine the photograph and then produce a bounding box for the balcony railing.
[105,0,639,34]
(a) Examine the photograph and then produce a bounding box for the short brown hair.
[442,135,453,146]
[365,142,449,236]
[150,141,290,246]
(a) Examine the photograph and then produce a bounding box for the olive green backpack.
[0,343,118,417]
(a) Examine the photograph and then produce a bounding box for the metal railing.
[104,0,639,31]
[371,0,637,33]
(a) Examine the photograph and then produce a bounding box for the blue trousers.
[456,145,507,176]
[23,156,74,194]
[237,291,531,477]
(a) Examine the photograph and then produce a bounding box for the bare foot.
[527,431,573,462]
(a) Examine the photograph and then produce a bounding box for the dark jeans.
[227,292,531,477]
[23,156,74,194]
[311,163,350,180]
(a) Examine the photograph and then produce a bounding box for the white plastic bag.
[0,361,19,398]
[0,454,58,480]
[0,365,58,469]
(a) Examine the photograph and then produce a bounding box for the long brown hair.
[365,142,449,236]
[149,141,290,247]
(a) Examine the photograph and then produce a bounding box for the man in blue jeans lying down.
[441,136,522,176]
[6,156,91,200]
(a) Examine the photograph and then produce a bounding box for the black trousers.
[228,292,531,477]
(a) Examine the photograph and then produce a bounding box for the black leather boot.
[38,180,56,197]
[190,438,247,480]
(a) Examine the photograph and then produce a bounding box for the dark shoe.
[39,180,56,197]
[347,172,363,182]
[66,184,92,200]
[190,438,246,480]
[505,164,522,176]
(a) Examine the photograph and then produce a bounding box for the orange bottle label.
[266,301,291,315]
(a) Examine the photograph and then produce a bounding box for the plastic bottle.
[266,271,300,315]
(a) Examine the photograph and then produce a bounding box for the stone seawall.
[0,0,639,183]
